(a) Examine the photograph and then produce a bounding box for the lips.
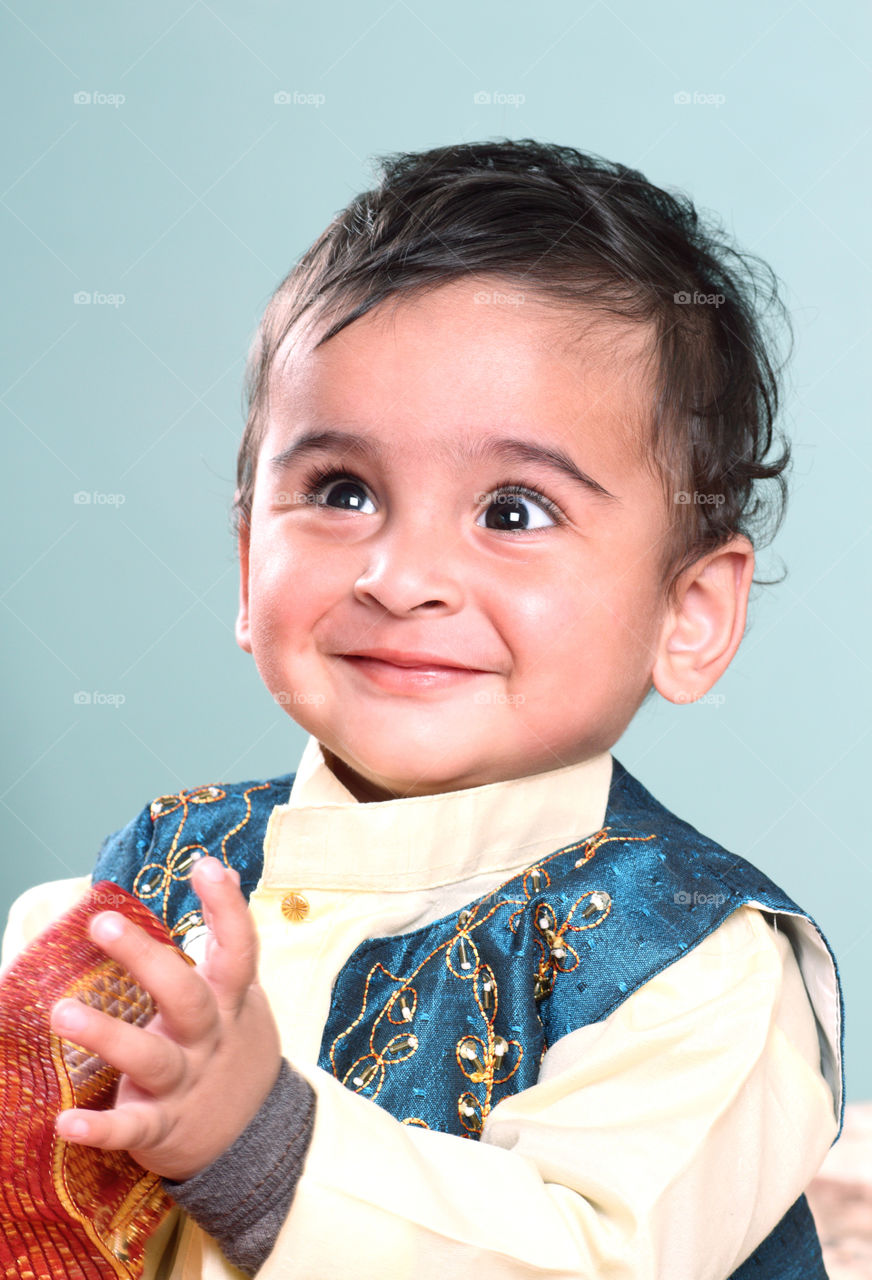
[338,649,488,672]
[335,649,493,695]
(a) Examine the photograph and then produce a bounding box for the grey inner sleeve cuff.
[162,1057,317,1276]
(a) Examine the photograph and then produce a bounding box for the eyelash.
[296,462,566,528]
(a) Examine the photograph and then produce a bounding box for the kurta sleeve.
[246,904,836,1280]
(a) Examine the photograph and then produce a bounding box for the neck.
[321,748,404,803]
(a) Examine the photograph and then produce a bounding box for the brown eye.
[302,465,376,513]
[477,485,562,532]
[317,478,372,511]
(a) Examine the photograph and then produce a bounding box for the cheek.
[490,569,604,681]
[247,540,318,638]
[502,559,656,682]
[246,530,360,668]
[501,565,608,641]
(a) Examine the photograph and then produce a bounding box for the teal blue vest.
[94,756,844,1278]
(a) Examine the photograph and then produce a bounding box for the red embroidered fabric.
[0,882,176,1278]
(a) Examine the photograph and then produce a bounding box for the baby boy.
[4,138,844,1280]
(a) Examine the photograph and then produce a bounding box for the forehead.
[265,277,656,477]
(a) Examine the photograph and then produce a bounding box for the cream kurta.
[2,738,840,1280]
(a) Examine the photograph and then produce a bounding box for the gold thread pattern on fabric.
[135,782,272,925]
[329,828,656,1135]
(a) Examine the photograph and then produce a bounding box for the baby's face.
[237,277,674,798]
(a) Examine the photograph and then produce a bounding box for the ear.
[652,535,755,704]
[234,497,252,655]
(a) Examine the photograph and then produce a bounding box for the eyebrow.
[270,429,620,504]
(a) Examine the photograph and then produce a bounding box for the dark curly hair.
[235,138,792,603]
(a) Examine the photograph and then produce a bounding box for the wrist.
[165,1050,283,1182]
[162,1058,316,1275]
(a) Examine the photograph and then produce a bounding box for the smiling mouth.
[337,654,491,692]
[338,649,488,672]
[343,656,481,671]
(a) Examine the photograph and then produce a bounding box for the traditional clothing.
[2,738,843,1279]
[0,885,176,1277]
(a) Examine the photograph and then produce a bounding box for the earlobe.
[234,512,252,655]
[652,536,755,704]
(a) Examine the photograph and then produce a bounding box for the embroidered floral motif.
[133,782,271,937]
[328,828,656,1137]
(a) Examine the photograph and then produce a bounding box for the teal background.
[1,3,869,1098]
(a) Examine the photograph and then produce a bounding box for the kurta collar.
[261,734,613,892]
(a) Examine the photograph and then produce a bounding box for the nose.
[353,520,465,616]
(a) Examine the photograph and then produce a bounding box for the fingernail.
[93,913,124,942]
[200,859,225,883]
[55,1001,86,1031]
[63,1116,89,1139]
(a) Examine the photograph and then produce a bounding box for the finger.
[87,911,216,1046]
[189,858,259,1005]
[50,997,186,1096]
[55,1099,168,1155]
[196,864,241,935]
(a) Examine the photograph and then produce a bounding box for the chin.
[330,735,491,799]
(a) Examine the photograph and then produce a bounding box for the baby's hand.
[49,858,281,1182]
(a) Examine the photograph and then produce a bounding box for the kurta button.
[281,892,310,922]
